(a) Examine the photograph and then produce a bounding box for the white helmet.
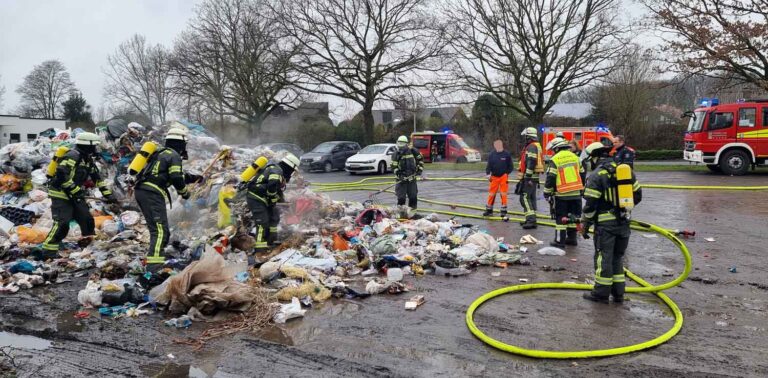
[546,137,565,151]
[550,138,570,151]
[521,127,538,139]
[75,132,101,146]
[165,127,188,142]
[281,153,300,170]
[397,135,408,146]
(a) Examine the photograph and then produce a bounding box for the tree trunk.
[362,101,375,146]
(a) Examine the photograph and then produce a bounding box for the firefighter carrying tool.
[580,142,642,303]
[484,140,513,218]
[516,127,544,229]
[132,127,191,285]
[242,153,300,258]
[36,132,116,261]
[543,137,584,248]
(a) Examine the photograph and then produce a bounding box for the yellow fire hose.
[314,181,702,358]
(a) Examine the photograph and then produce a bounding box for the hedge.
[635,150,682,161]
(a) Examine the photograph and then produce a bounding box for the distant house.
[372,106,463,126]
[261,102,331,142]
[546,103,594,120]
[0,115,66,147]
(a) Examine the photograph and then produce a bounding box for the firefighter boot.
[550,230,566,248]
[483,207,493,217]
[30,247,59,262]
[565,229,578,246]
[138,263,167,290]
[521,218,537,229]
[582,291,609,304]
[499,207,508,218]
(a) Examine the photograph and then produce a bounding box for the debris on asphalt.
[705,237,716,242]
[405,295,425,310]
[537,247,566,256]
[729,266,737,273]
[520,235,541,244]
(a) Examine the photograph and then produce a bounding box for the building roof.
[546,103,593,119]
[372,106,462,125]
[0,114,67,121]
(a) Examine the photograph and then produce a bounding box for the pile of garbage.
[0,119,533,341]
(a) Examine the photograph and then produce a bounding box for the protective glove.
[236,181,248,192]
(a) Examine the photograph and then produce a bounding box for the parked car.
[300,141,361,172]
[259,142,304,158]
[345,143,397,175]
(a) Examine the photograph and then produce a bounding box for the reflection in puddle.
[0,331,51,350]
[56,311,86,335]
[140,363,217,378]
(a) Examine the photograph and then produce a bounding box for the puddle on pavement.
[56,311,85,335]
[140,363,216,378]
[0,331,51,350]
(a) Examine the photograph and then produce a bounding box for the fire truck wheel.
[719,149,750,176]
[706,164,722,173]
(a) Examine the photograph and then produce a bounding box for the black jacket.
[613,145,636,167]
[137,147,188,201]
[486,150,513,177]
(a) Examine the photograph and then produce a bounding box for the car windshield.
[687,111,706,132]
[453,137,470,149]
[312,142,337,153]
[359,145,388,154]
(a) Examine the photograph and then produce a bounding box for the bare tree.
[16,60,75,118]
[643,0,768,91]
[446,0,624,126]
[275,0,449,145]
[173,0,301,139]
[104,34,175,124]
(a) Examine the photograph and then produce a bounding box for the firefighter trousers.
[135,187,170,266]
[247,197,280,253]
[486,174,508,210]
[42,197,95,252]
[519,179,538,223]
[591,221,630,299]
[395,179,418,208]
[554,197,582,243]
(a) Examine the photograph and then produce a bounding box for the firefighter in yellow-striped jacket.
[36,133,116,260]
[580,142,642,304]
[134,128,190,285]
[543,137,584,248]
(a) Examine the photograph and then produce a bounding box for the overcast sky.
[0,0,649,121]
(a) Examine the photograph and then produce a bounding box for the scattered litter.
[715,321,728,327]
[537,247,566,256]
[273,297,306,323]
[705,237,716,242]
[642,233,658,238]
[164,315,193,329]
[518,278,529,283]
[729,266,737,273]
[520,235,540,244]
[167,354,175,359]
[491,272,501,277]
[569,258,577,262]
[404,295,425,310]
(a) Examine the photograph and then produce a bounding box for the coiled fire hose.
[305,175,765,358]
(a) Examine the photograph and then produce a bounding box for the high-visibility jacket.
[518,141,544,179]
[544,150,584,198]
[247,163,284,205]
[48,149,112,201]
[136,147,188,203]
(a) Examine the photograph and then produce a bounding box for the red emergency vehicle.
[411,131,481,163]
[683,98,768,175]
[541,126,614,159]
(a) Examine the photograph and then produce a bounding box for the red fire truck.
[683,98,768,175]
[541,126,614,159]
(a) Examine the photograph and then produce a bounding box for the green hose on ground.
[316,182,698,358]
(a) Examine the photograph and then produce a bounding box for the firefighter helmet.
[549,137,569,151]
[521,127,538,139]
[75,132,101,146]
[165,127,189,142]
[281,153,300,170]
[397,135,408,146]
[585,141,610,157]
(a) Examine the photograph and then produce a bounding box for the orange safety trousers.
[486,174,509,207]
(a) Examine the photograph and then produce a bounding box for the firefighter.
[581,142,642,303]
[391,135,424,209]
[245,153,300,255]
[543,138,584,248]
[612,135,636,168]
[484,139,513,217]
[517,127,544,229]
[37,132,116,260]
[134,128,191,278]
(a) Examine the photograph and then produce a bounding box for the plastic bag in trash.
[77,280,103,308]
[120,211,140,227]
[463,232,499,254]
[537,247,566,256]
[30,169,48,187]
[449,244,483,262]
[273,297,306,324]
[370,235,397,256]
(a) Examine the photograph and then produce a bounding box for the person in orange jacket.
[484,140,513,218]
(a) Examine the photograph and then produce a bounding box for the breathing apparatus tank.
[46,146,70,178]
[616,163,634,210]
[239,156,269,182]
[128,141,159,176]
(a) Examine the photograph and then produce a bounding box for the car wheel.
[706,164,722,173]
[323,161,333,173]
[349,171,356,175]
[719,150,750,176]
[456,156,468,164]
[378,161,387,175]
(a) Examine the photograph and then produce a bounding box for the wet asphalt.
[1,169,767,377]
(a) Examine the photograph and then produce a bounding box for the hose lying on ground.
[316,181,697,358]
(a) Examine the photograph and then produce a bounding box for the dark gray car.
[300,141,361,172]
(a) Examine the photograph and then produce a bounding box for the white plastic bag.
[273,297,306,324]
[77,281,103,307]
[537,247,566,256]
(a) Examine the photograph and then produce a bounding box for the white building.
[0,115,66,147]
